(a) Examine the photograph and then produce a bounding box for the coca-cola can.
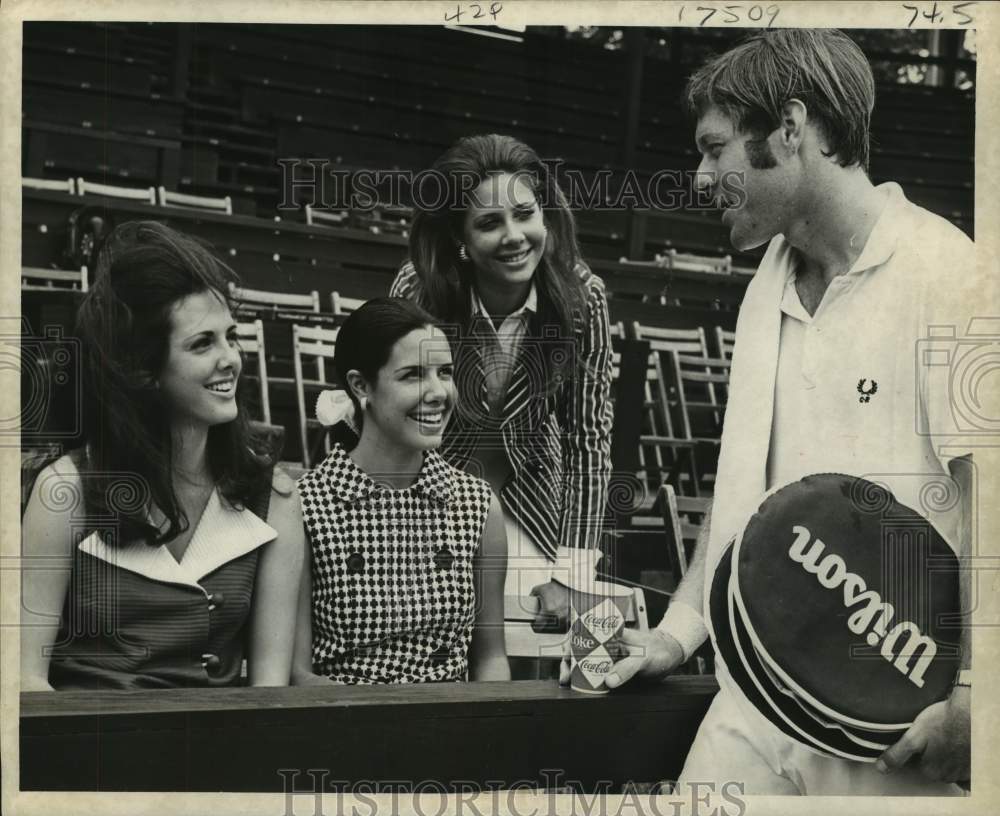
[568,580,633,694]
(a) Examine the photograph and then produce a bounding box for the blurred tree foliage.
[559,27,974,89]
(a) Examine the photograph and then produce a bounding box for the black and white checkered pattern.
[298,444,492,683]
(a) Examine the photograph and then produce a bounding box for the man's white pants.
[677,682,965,796]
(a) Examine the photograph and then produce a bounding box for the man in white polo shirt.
[602,29,983,795]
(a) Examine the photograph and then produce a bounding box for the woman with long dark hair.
[390,133,613,628]
[21,221,304,690]
[293,298,509,684]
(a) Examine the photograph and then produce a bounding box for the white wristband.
[656,601,709,662]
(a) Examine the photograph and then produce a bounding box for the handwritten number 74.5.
[902,2,976,26]
[445,3,503,23]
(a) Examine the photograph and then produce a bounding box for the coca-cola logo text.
[582,612,622,636]
[579,658,612,674]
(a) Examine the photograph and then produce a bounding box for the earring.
[457,243,469,262]
[358,396,367,412]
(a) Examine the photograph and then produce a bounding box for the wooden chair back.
[76,177,155,203]
[229,281,321,314]
[236,319,271,424]
[292,323,340,468]
[330,291,366,316]
[21,266,88,292]
[158,186,233,215]
[715,326,736,360]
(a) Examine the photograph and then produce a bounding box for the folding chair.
[229,282,320,315]
[21,266,89,293]
[158,186,232,215]
[657,483,711,581]
[658,483,713,674]
[656,249,732,275]
[304,204,349,227]
[630,323,708,497]
[236,319,271,424]
[23,177,74,194]
[715,326,736,360]
[292,324,341,468]
[608,320,626,379]
[665,351,732,491]
[669,352,731,443]
[330,292,366,316]
[76,178,156,204]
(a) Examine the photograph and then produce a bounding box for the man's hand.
[559,627,686,687]
[876,686,970,784]
[530,580,570,633]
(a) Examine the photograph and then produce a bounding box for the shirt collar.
[470,283,537,324]
[77,490,276,589]
[772,181,908,290]
[845,182,906,276]
[320,444,453,506]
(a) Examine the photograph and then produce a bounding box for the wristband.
[656,600,709,662]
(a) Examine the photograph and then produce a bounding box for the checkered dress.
[298,445,493,683]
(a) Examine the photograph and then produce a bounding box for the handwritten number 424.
[445,3,503,23]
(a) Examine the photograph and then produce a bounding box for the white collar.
[77,489,276,591]
[470,282,537,324]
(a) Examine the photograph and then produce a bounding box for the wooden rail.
[20,677,718,792]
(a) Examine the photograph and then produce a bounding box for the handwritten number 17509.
[679,5,781,27]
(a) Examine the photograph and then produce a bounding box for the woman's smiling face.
[157,289,242,431]
[359,325,456,453]
[461,171,547,293]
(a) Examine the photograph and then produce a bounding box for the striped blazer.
[390,261,613,558]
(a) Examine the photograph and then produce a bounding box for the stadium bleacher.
[20,23,975,595]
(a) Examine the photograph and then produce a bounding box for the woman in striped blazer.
[390,133,613,629]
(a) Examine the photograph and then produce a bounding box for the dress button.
[433,548,455,571]
[346,552,365,573]
[201,653,221,670]
[208,591,225,611]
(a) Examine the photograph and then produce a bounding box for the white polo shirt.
[685,182,984,788]
[763,182,978,555]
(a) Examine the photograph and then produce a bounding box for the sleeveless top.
[298,444,493,684]
[43,454,277,690]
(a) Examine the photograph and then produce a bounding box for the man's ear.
[778,99,809,155]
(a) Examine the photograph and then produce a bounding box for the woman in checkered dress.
[293,298,510,684]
